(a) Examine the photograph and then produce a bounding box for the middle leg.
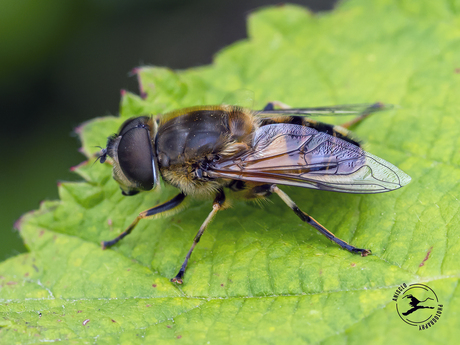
[102,192,186,249]
[171,189,226,284]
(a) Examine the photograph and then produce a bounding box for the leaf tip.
[70,161,88,172]
[129,67,148,99]
[129,67,141,76]
[13,216,24,232]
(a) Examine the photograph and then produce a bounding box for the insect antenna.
[92,146,108,166]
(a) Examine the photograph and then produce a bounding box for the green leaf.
[2,1,460,343]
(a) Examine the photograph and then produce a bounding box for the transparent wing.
[256,102,392,117]
[207,123,411,194]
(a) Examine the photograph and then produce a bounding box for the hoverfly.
[98,101,411,284]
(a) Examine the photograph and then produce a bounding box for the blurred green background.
[0,0,336,260]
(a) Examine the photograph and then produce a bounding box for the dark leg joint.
[144,192,186,217]
[252,184,273,197]
[214,189,226,207]
[292,205,310,222]
[228,180,246,192]
[171,269,185,284]
[263,102,275,111]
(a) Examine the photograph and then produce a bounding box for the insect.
[98,101,411,284]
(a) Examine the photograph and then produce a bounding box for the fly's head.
[101,116,160,196]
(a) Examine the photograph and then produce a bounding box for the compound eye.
[118,126,154,191]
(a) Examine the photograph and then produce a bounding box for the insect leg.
[259,115,361,147]
[101,192,186,249]
[339,102,383,129]
[270,185,371,256]
[259,103,363,147]
[262,101,292,111]
[245,184,273,198]
[171,189,226,284]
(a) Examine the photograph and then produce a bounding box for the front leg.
[102,192,186,249]
[171,189,226,284]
